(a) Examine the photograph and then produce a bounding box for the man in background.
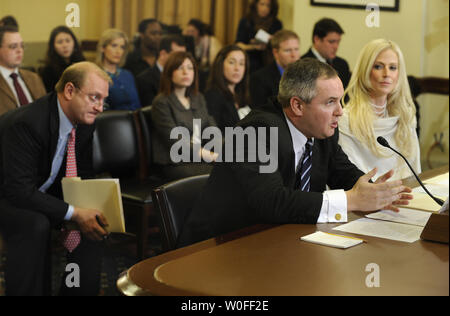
[136,34,186,106]
[0,25,46,115]
[302,18,351,89]
[250,30,300,107]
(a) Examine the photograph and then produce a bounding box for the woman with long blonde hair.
[339,39,421,180]
[96,29,141,110]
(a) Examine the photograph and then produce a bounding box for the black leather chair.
[151,174,209,252]
[93,110,163,260]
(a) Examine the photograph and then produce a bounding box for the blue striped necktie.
[296,139,313,192]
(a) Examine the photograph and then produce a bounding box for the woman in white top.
[339,39,421,180]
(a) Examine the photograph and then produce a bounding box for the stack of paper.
[301,231,364,249]
[333,218,423,243]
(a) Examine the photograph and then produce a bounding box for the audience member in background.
[183,19,222,71]
[250,30,300,108]
[205,45,251,133]
[151,51,217,182]
[0,26,46,116]
[136,35,186,107]
[96,29,141,111]
[0,16,18,29]
[302,18,351,89]
[236,0,282,73]
[125,19,163,78]
[339,39,421,181]
[39,26,85,92]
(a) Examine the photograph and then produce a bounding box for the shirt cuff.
[64,205,74,221]
[317,189,348,223]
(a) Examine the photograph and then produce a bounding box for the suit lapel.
[19,69,35,102]
[0,72,18,104]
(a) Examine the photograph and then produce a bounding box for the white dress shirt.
[0,65,33,106]
[284,113,348,223]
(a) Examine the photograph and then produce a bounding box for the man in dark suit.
[0,26,46,115]
[301,18,351,89]
[0,62,111,296]
[124,19,163,78]
[136,35,186,107]
[178,58,412,247]
[250,30,300,108]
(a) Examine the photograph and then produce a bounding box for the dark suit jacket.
[204,87,240,133]
[0,68,47,116]
[250,61,281,108]
[136,65,161,107]
[0,92,95,224]
[178,98,364,246]
[302,48,351,89]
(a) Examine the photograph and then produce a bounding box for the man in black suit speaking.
[0,62,111,296]
[178,58,412,247]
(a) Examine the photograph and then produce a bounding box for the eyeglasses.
[76,87,109,109]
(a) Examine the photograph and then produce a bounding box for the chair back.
[93,110,140,178]
[152,174,209,252]
[136,106,153,177]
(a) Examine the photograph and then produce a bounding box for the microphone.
[377,136,444,206]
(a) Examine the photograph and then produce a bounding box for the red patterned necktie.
[62,128,81,253]
[10,73,30,106]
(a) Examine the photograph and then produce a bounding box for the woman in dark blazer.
[236,0,282,73]
[151,51,217,182]
[39,26,85,92]
[205,45,251,133]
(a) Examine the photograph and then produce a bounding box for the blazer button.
[335,213,342,221]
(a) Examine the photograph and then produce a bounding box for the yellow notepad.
[300,231,364,249]
[62,177,126,233]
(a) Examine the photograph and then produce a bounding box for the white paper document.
[254,29,271,44]
[424,172,449,186]
[301,231,364,249]
[365,208,432,227]
[333,218,423,243]
[413,184,449,199]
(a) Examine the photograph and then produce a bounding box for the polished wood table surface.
[117,166,449,296]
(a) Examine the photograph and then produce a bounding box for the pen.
[96,215,109,240]
[322,232,367,243]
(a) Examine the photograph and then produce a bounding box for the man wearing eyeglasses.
[0,25,46,116]
[0,61,112,296]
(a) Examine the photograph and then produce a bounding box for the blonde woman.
[96,29,141,110]
[339,39,420,180]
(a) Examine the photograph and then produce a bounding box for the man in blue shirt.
[250,30,300,108]
[0,61,111,296]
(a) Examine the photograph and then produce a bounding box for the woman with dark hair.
[39,26,85,92]
[183,19,222,71]
[151,51,217,181]
[205,45,251,133]
[236,0,282,73]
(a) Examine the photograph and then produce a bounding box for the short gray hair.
[278,58,337,107]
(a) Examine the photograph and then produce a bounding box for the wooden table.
[117,166,449,296]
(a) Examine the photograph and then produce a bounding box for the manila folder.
[62,177,126,233]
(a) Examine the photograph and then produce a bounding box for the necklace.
[370,101,388,118]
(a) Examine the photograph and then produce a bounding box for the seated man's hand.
[72,208,109,241]
[346,168,413,213]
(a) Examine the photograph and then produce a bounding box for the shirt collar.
[276,62,284,76]
[57,98,75,138]
[311,47,327,64]
[283,111,313,156]
[156,61,163,73]
[0,65,19,80]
